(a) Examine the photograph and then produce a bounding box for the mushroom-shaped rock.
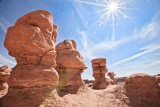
[92,58,108,89]
[124,73,160,107]
[56,40,87,93]
[107,72,116,85]
[0,65,11,98]
[1,10,59,107]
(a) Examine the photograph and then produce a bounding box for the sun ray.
[90,11,110,29]
[117,0,133,6]
[74,0,134,63]
[117,6,136,10]
[105,0,112,5]
[111,12,116,62]
[114,10,120,20]
[116,0,121,3]
[97,8,108,13]
[116,9,133,20]
[102,11,112,26]
[75,0,107,7]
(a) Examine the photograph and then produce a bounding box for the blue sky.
[0,0,160,79]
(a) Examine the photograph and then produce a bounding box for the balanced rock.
[1,10,59,107]
[124,73,160,107]
[0,65,11,98]
[56,40,87,93]
[92,58,108,89]
[107,72,116,85]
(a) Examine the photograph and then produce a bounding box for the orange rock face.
[0,65,11,98]
[56,40,87,93]
[92,58,108,89]
[1,10,59,107]
[107,72,116,84]
[124,73,160,107]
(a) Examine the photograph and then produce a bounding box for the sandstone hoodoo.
[92,58,108,89]
[56,40,87,93]
[107,71,117,84]
[1,10,59,107]
[0,65,11,98]
[124,73,160,107]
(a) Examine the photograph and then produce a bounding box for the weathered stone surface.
[0,65,11,98]
[124,73,160,107]
[1,10,59,107]
[56,50,86,69]
[8,66,58,88]
[92,58,108,89]
[56,40,76,51]
[107,72,116,85]
[56,40,87,93]
[4,10,57,58]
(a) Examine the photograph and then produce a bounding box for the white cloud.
[0,16,12,33]
[107,42,160,77]
[73,1,89,28]
[109,43,160,68]
[91,9,160,53]
[78,31,95,60]
[111,53,160,77]
[0,53,16,67]
[91,20,160,53]
[0,23,7,33]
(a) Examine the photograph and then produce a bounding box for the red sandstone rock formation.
[56,40,87,93]
[107,72,117,85]
[0,65,11,98]
[1,10,59,107]
[124,73,160,107]
[92,58,108,89]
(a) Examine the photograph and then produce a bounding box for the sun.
[108,2,118,12]
[76,0,132,26]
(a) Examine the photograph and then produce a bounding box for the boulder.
[124,73,160,107]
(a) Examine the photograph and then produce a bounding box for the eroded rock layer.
[92,58,108,89]
[1,10,59,107]
[56,40,87,93]
[0,65,11,98]
[124,73,160,107]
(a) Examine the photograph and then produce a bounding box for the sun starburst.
[108,2,118,12]
[75,0,133,62]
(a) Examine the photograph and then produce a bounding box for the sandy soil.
[40,83,129,107]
